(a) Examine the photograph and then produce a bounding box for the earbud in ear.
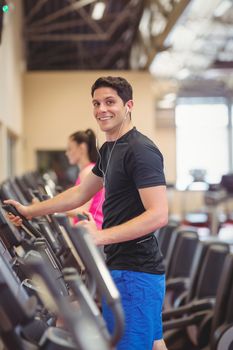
[124,106,129,119]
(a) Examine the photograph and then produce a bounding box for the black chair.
[162,240,230,350]
[203,253,233,350]
[155,220,180,260]
[164,227,199,310]
[165,227,199,279]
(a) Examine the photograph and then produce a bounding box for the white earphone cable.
[96,107,128,186]
[93,107,129,221]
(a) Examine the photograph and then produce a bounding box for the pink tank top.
[73,163,104,229]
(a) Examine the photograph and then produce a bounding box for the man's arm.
[82,185,168,245]
[66,166,97,218]
[4,172,103,219]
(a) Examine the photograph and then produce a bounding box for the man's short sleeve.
[92,158,103,178]
[125,142,166,189]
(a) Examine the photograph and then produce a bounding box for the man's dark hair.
[91,76,133,104]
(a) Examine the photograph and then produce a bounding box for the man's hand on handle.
[77,211,101,246]
[3,199,32,226]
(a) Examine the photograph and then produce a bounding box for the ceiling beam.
[26,0,49,23]
[145,0,192,68]
[24,0,145,70]
[153,0,170,18]
[26,2,140,43]
[29,0,96,28]
[29,42,79,63]
[25,18,86,34]
[67,0,104,35]
[26,33,108,42]
[211,61,233,69]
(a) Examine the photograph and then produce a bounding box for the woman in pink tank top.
[66,129,104,229]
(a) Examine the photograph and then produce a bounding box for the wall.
[0,0,24,182]
[23,71,156,169]
[23,71,205,217]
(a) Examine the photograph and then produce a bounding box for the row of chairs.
[156,222,233,350]
[0,172,124,350]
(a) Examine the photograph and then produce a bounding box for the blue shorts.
[102,270,165,350]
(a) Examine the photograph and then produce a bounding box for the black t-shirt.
[92,127,166,274]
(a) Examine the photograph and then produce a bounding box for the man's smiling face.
[92,87,131,140]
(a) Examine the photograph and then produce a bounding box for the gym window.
[175,98,230,190]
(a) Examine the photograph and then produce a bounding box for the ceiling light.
[214,0,233,17]
[91,1,106,20]
[176,68,190,80]
[157,99,175,109]
[163,93,176,102]
[139,9,150,38]
[150,51,181,77]
[165,25,196,50]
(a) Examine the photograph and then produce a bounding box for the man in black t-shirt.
[6,76,168,350]
[92,127,166,275]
